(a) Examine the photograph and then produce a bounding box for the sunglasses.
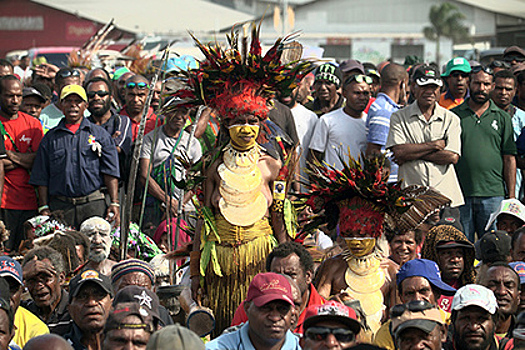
[490,60,511,69]
[471,65,494,76]
[345,74,373,86]
[504,55,525,63]
[126,82,149,89]
[390,300,434,318]
[58,69,81,79]
[305,326,355,343]
[450,71,469,78]
[87,90,110,99]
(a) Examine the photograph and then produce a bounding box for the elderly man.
[30,85,120,228]
[102,302,155,350]
[206,272,300,350]
[439,57,471,110]
[480,262,521,338]
[81,217,116,276]
[305,63,344,117]
[21,247,72,335]
[386,65,463,208]
[0,256,48,347]
[391,300,447,350]
[374,259,455,350]
[445,284,512,350]
[64,270,113,350]
[300,300,360,350]
[0,75,44,253]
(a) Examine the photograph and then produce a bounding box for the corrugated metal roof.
[32,0,254,34]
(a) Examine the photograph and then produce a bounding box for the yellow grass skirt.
[204,215,276,334]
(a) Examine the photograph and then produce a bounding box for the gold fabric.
[204,215,276,335]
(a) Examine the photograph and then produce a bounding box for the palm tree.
[423,2,470,66]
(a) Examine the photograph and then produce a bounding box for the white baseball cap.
[485,198,525,231]
[451,284,498,315]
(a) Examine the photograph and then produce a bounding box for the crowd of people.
[0,26,524,350]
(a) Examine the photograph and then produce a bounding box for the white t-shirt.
[308,107,368,170]
[291,103,318,190]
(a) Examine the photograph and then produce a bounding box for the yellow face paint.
[228,124,259,150]
[344,237,376,257]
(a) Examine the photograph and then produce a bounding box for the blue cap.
[510,261,525,285]
[0,256,23,286]
[397,259,456,296]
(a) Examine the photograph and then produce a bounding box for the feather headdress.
[169,23,313,121]
[300,154,451,238]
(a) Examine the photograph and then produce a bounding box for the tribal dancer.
[307,156,450,335]
[171,25,312,333]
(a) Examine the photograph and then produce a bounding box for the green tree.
[423,2,470,66]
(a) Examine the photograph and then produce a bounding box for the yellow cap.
[60,84,87,102]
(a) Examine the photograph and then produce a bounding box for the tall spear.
[120,48,170,260]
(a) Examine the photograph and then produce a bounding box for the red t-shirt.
[120,107,160,142]
[65,123,81,134]
[0,112,44,210]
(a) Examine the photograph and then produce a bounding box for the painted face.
[85,226,112,263]
[344,237,376,257]
[228,124,260,150]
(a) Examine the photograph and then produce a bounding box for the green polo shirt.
[452,99,516,197]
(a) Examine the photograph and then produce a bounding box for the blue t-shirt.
[365,92,400,182]
[205,322,300,350]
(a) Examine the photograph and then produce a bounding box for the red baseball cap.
[246,273,294,307]
[304,301,361,334]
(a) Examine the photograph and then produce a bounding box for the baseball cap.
[436,207,464,232]
[69,270,113,303]
[510,261,525,285]
[504,46,525,58]
[485,199,525,231]
[391,301,444,340]
[246,272,294,307]
[112,67,131,81]
[339,59,365,75]
[0,256,23,286]
[397,259,456,296]
[303,300,361,334]
[315,63,343,87]
[112,285,161,324]
[60,84,87,102]
[442,57,471,77]
[413,65,443,87]
[22,87,46,103]
[105,302,155,333]
[451,284,498,314]
[435,239,474,251]
[479,230,512,263]
[146,324,204,350]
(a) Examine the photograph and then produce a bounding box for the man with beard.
[386,65,463,208]
[453,66,517,241]
[305,63,344,117]
[30,85,121,228]
[480,263,521,338]
[278,76,317,192]
[439,57,471,110]
[65,270,113,350]
[119,75,159,142]
[445,284,513,350]
[365,63,409,184]
[80,217,116,276]
[86,77,132,182]
[0,76,44,254]
[308,73,371,171]
[21,246,72,335]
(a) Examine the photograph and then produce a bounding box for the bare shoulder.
[259,152,282,179]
